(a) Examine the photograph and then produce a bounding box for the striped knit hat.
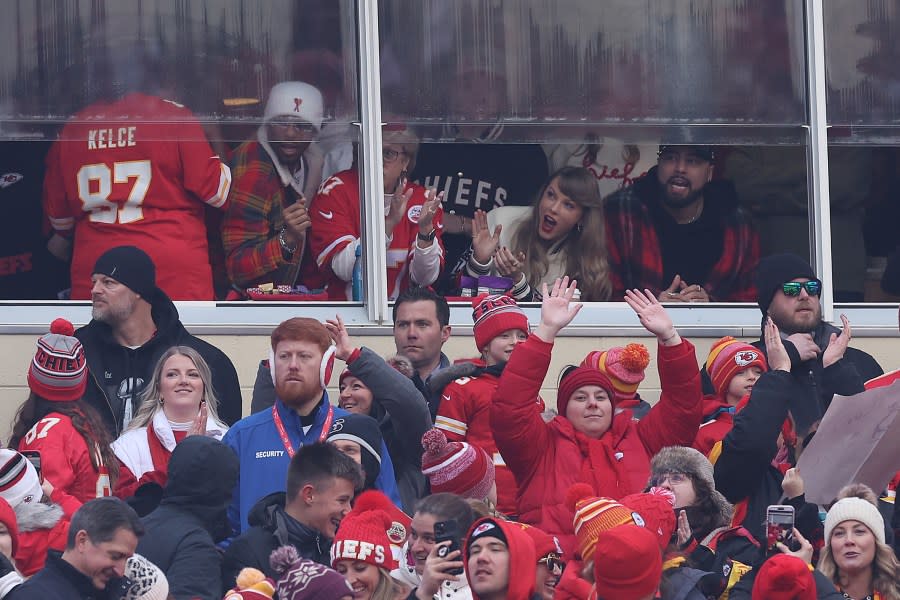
[581,344,650,404]
[705,337,767,399]
[0,449,44,508]
[421,428,495,500]
[567,484,642,562]
[28,318,87,402]
[471,294,529,351]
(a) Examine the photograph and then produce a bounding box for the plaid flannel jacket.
[604,169,760,302]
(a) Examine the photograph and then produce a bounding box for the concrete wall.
[2,332,898,442]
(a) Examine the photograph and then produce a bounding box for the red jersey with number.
[309,168,443,300]
[43,93,232,300]
[435,368,540,516]
[18,413,111,516]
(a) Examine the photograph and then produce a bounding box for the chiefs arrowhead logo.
[734,350,759,367]
[293,97,303,112]
[0,173,23,188]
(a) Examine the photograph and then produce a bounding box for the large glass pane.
[380,0,806,144]
[0,0,361,302]
[825,0,900,135]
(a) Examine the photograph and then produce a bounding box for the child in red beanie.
[693,336,767,456]
[434,293,534,515]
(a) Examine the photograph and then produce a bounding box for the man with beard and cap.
[223,317,401,536]
[136,436,238,600]
[750,253,882,435]
[75,245,242,436]
[604,145,759,302]
[222,81,327,292]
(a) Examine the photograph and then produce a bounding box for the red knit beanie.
[592,525,662,600]
[705,337,767,399]
[331,509,398,570]
[471,294,529,351]
[567,484,640,562]
[581,344,650,404]
[620,487,677,552]
[751,554,816,600]
[557,367,615,417]
[516,523,562,559]
[0,498,19,558]
[421,428,495,500]
[28,318,88,402]
[353,490,411,566]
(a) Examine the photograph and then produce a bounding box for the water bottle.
[352,243,363,301]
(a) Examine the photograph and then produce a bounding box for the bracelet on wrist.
[417,229,437,243]
[278,228,298,254]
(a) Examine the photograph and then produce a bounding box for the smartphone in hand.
[434,519,463,575]
[766,504,796,552]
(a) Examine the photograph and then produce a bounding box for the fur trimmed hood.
[14,501,64,533]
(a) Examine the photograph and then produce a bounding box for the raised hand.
[625,288,680,345]
[188,402,208,437]
[765,317,791,372]
[534,277,582,342]
[471,209,502,263]
[324,315,355,362]
[822,314,851,369]
[282,201,312,247]
[417,188,443,235]
[385,178,414,232]
[415,541,463,600]
[676,509,693,548]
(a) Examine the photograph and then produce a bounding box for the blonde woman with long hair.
[111,346,229,500]
[818,496,900,600]
[466,166,611,301]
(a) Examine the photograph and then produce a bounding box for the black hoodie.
[76,290,242,436]
[137,436,239,600]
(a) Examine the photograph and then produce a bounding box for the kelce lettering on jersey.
[88,127,137,150]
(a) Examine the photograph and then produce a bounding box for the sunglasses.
[538,553,563,574]
[781,281,821,297]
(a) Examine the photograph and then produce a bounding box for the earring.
[576,222,584,233]
[158,397,164,406]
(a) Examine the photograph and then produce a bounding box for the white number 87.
[77,160,152,224]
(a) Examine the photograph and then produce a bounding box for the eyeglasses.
[383,147,405,164]
[269,121,317,137]
[537,553,563,574]
[781,281,821,297]
[649,472,689,487]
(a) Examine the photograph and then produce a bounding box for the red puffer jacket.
[490,335,702,556]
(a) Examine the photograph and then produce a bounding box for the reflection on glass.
[380,0,805,129]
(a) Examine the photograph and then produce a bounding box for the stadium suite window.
[0,0,897,314]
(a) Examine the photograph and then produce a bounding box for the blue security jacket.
[223,394,401,534]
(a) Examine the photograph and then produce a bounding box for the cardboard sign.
[796,380,900,505]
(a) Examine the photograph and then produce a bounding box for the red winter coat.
[692,394,746,457]
[490,335,702,555]
[436,364,540,515]
[18,412,111,516]
[15,507,70,577]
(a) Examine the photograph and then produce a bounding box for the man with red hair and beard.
[222,317,401,536]
[604,145,759,302]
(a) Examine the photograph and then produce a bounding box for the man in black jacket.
[221,443,362,591]
[76,245,242,436]
[753,253,883,435]
[137,435,238,600]
[5,497,144,599]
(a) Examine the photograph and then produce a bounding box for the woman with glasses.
[309,125,444,300]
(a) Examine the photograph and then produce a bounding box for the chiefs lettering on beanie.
[581,344,650,404]
[421,428,495,500]
[705,336,767,398]
[28,318,87,402]
[331,509,398,570]
[471,293,529,351]
[353,490,411,566]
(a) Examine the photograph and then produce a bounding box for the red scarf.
[561,414,633,499]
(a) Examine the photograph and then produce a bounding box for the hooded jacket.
[136,435,239,600]
[13,502,69,577]
[75,290,242,437]
[221,491,331,591]
[464,517,538,600]
[491,335,702,555]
